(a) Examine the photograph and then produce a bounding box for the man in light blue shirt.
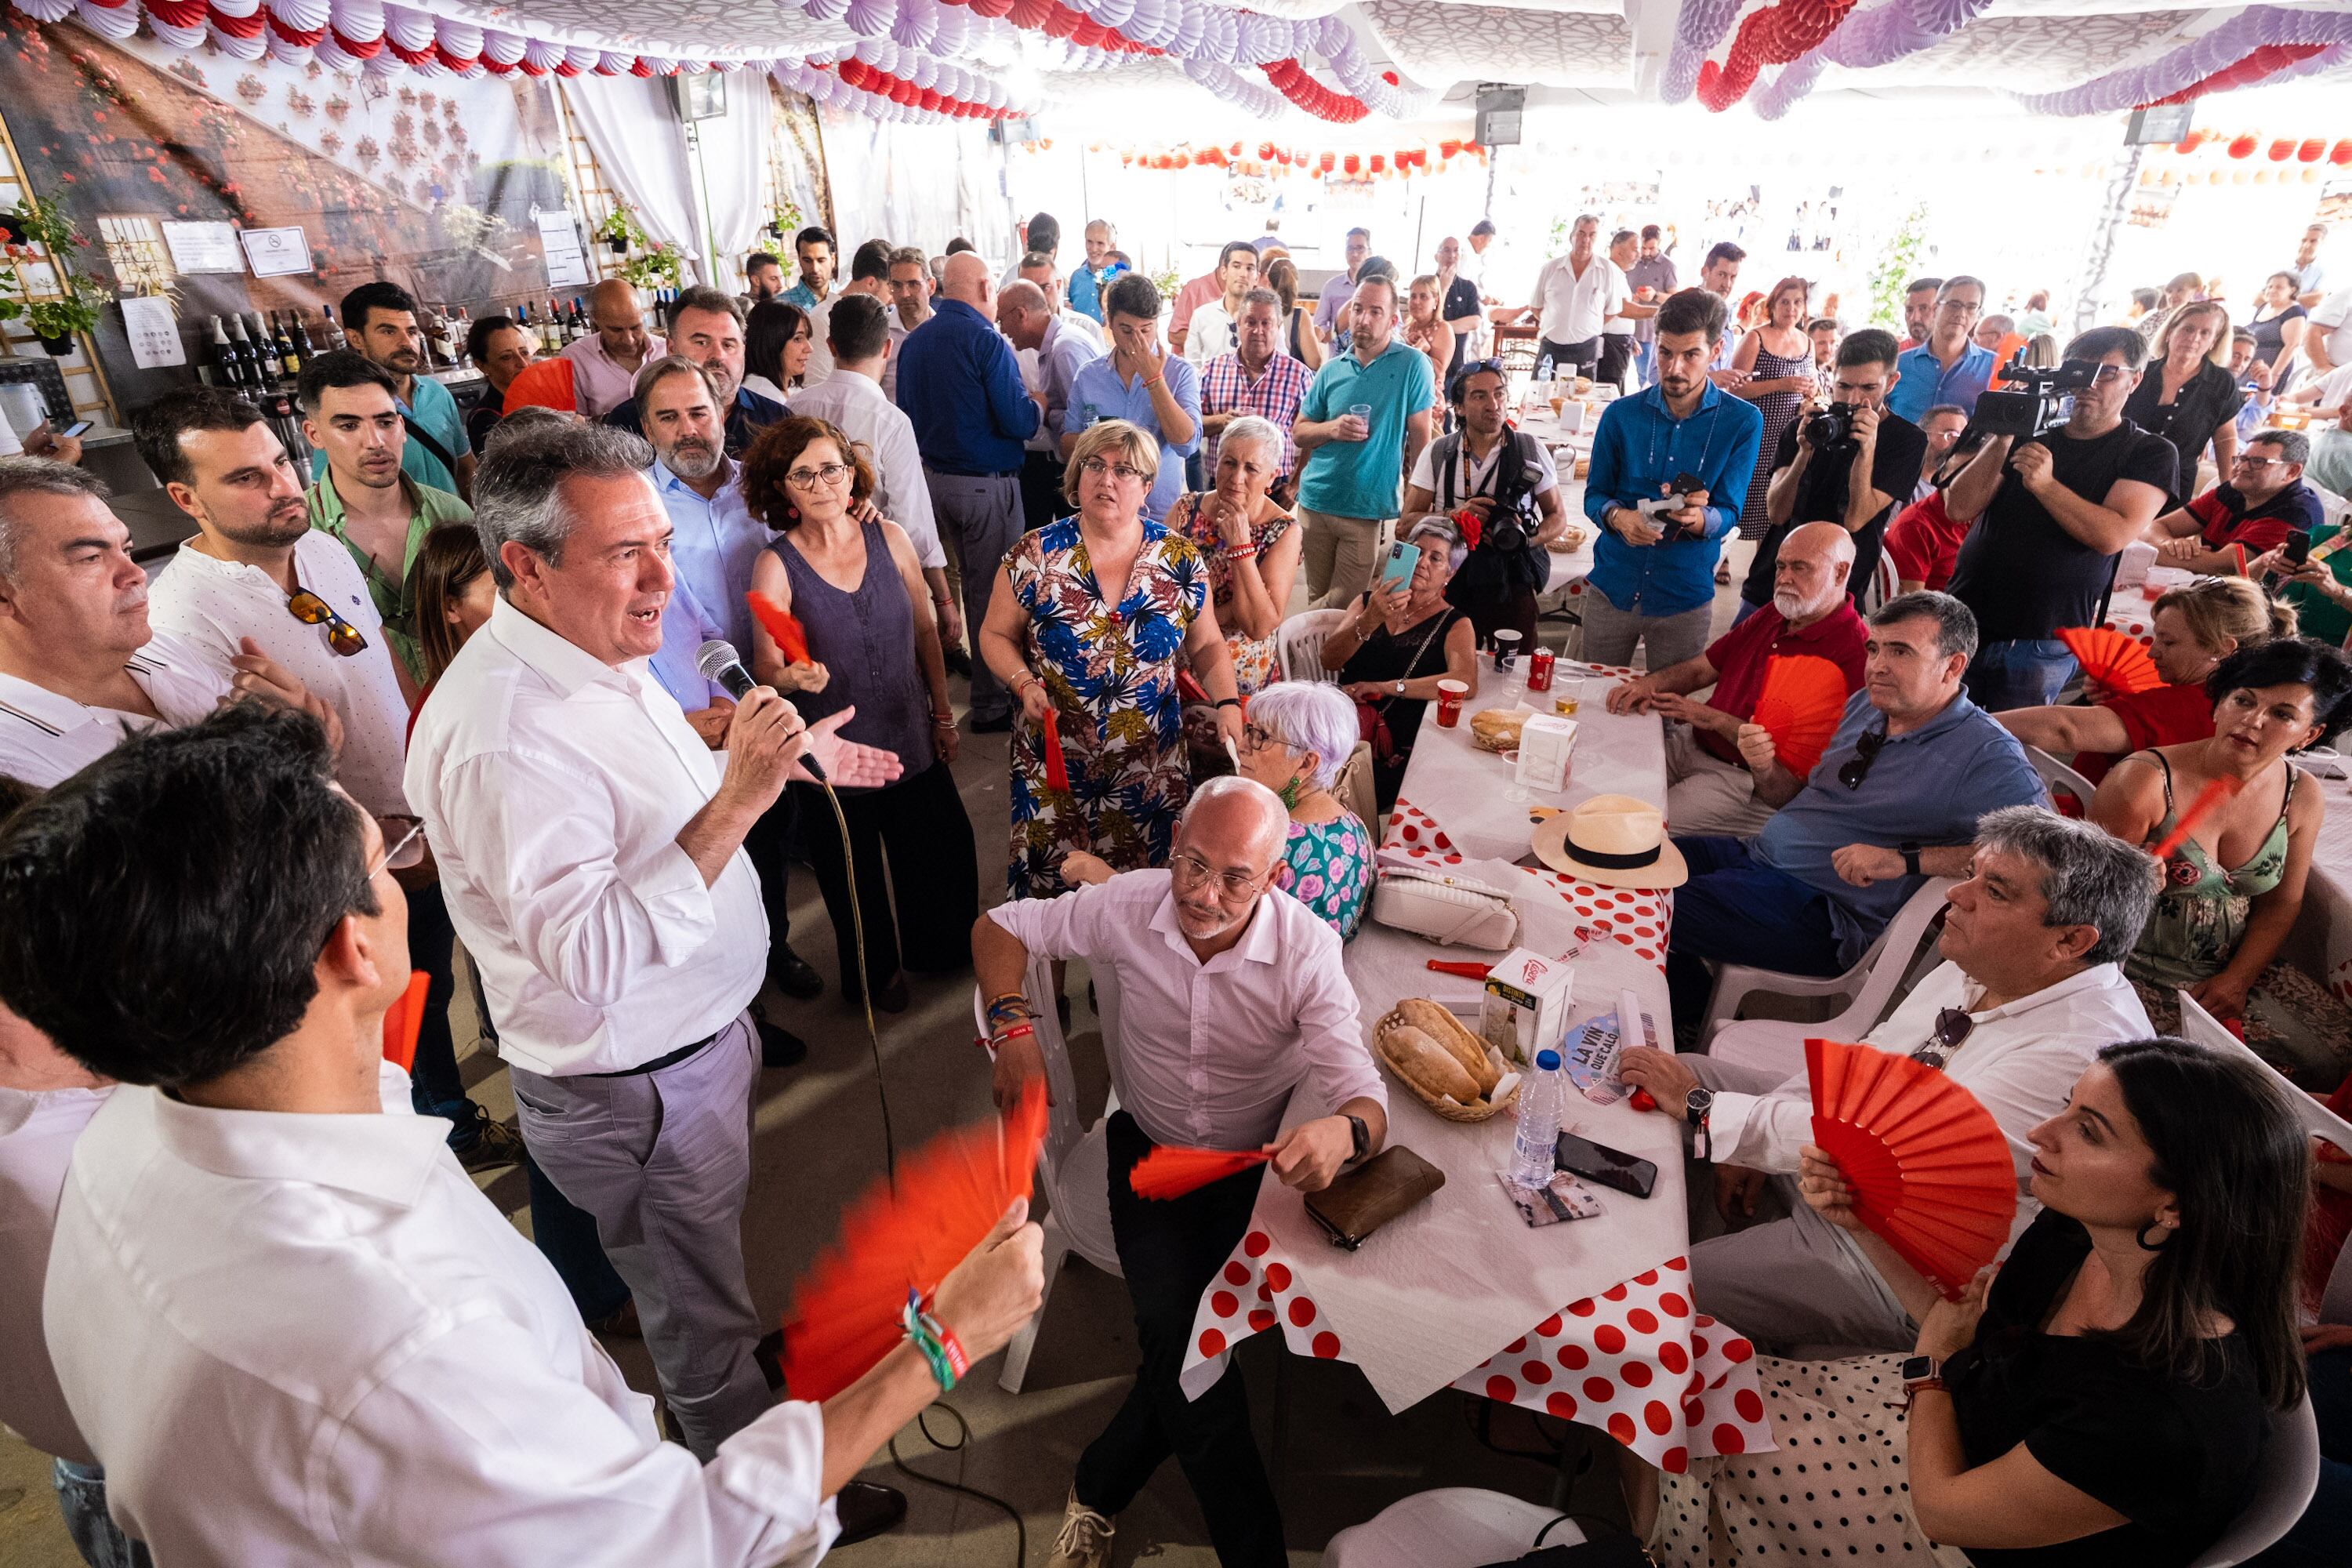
[1062,270,1200,525]
[1291,275,1435,609]
[1887,275,1996,422]
[1662,590,2045,1033]
[780,226,835,312]
[320,280,471,501]
[1312,227,1371,340]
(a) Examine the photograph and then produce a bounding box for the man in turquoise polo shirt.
[320,281,472,503]
[1292,275,1436,609]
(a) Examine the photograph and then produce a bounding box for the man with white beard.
[1604,521,1867,836]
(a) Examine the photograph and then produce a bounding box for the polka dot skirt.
[1649,1354,1969,1568]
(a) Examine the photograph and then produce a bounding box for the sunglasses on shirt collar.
[1838,726,1888,790]
[288,587,369,658]
[1910,1007,1975,1071]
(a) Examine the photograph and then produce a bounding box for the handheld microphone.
[696,638,826,783]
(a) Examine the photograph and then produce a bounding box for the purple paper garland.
[2014,5,2352,116]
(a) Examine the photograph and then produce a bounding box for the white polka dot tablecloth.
[2101,563,2195,650]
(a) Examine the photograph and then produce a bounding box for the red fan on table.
[2056,626,2161,701]
[1131,1145,1275,1200]
[1806,1037,2017,1301]
[746,590,811,666]
[1751,654,1848,780]
[779,1081,1048,1402]
[380,970,430,1073]
[1040,704,1071,793]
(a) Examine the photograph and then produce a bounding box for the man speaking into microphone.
[405,423,901,1487]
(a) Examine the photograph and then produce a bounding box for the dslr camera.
[1803,401,1857,453]
[1973,354,2099,441]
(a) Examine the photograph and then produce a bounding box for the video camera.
[1972,354,2100,441]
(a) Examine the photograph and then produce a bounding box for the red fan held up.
[1806,1037,2017,1301]
[1751,654,1847,780]
[2055,626,2161,700]
[779,1081,1048,1401]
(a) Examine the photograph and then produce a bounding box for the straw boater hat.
[1531,794,1687,890]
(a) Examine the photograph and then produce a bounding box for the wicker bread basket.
[1374,1003,1520,1123]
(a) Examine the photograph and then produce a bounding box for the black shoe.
[875,973,910,1014]
[942,644,972,677]
[755,1014,808,1069]
[970,711,1013,734]
[833,1482,908,1547]
[770,946,824,1000]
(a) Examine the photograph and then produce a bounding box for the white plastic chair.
[1335,739,1377,830]
[1702,877,1956,1066]
[2024,744,2100,815]
[2174,989,2352,1152]
[973,953,1122,1392]
[2186,1396,2321,1568]
[1277,607,1350,684]
[2322,1229,2352,1328]
[1322,1487,1581,1567]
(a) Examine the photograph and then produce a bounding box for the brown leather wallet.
[1303,1145,1445,1250]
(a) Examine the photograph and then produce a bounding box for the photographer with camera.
[1943,326,2177,710]
[1399,358,1569,648]
[1738,328,1927,622]
[1581,288,1765,671]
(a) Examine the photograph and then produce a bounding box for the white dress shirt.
[0,632,230,788]
[989,871,1385,1149]
[147,531,411,817]
[650,457,772,658]
[1183,299,1240,367]
[1709,960,2151,1244]
[785,372,946,570]
[1,1083,108,1466]
[405,596,768,1076]
[44,1076,835,1566]
[1527,253,1630,347]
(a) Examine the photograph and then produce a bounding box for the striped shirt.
[0,632,230,788]
[1198,350,1312,482]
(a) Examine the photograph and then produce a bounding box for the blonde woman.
[2123,299,2244,505]
[1401,274,1455,411]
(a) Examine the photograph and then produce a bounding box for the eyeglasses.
[2233,456,2286,472]
[288,587,368,657]
[1910,1007,1975,1071]
[2088,364,2132,386]
[367,816,425,878]
[1838,726,1889,790]
[786,462,852,489]
[1239,722,1290,754]
[1078,456,1151,484]
[1170,850,1266,900]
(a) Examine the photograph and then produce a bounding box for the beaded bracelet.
[902,1289,969,1393]
[989,1023,1036,1050]
[985,992,1033,1028]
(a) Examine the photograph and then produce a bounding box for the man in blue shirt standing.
[1582,288,1764,670]
[1887,275,1995,422]
[1062,271,1200,528]
[782,226,836,311]
[326,281,473,503]
[898,250,1042,733]
[1290,274,1435,611]
[1661,591,2046,1033]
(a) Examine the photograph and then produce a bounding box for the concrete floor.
[2,543,1766,1566]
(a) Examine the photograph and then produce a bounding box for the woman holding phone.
[1320,514,1479,813]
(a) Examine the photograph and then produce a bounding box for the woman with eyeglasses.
[743,300,814,405]
[743,416,975,1011]
[1319,514,1479,815]
[2089,637,2352,1073]
[1643,1038,2307,1568]
[2123,300,2245,508]
[982,419,1243,899]
[1994,576,2295,789]
[1166,415,1300,701]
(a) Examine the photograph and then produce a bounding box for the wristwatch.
[1684,1086,1715,1160]
[1900,1354,1945,1399]
[1345,1112,1370,1163]
[1393,679,1406,697]
[1900,840,1922,878]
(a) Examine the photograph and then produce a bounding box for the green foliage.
[1,194,101,340]
[1865,204,1930,333]
[593,204,652,250]
[619,243,684,291]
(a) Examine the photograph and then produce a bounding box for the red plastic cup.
[1436,678,1468,728]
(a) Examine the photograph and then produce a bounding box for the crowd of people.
[0,198,2350,1568]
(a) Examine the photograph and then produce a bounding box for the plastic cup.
[1555,677,1586,717]
[1348,401,1373,435]
[1492,628,1523,673]
[1436,679,1468,728]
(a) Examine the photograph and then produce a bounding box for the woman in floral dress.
[980,419,1245,898]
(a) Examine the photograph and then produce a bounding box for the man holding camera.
[1581,289,1765,671]
[1739,329,1927,621]
[1399,358,1569,648]
[1943,326,2176,710]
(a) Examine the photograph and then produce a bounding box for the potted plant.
[27,279,103,355]
[595,204,650,257]
[762,196,804,242]
[618,241,683,296]
[2,196,101,354]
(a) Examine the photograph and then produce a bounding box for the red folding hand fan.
[746,590,811,666]
[380,971,430,1073]
[1751,654,1848,779]
[779,1081,1048,1402]
[2056,626,2161,700]
[1040,704,1071,793]
[1131,1145,1275,1200]
[1806,1037,2018,1301]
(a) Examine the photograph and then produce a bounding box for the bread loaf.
[1394,999,1502,1094]
[1384,1025,1480,1105]
[1470,709,1528,753]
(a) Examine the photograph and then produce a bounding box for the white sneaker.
[1045,1488,1115,1568]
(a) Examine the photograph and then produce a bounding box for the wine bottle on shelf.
[271,311,303,378]
[248,314,284,380]
[226,314,263,386]
[207,315,242,389]
[433,309,459,369]
[292,308,321,360]
[567,298,586,342]
[538,299,559,354]
[318,303,347,352]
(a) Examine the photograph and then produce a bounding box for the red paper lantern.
[1120,151,1133,165]
[2173,138,2197,156]
[2227,133,2258,158]
[2267,138,2295,162]
[1172,152,1189,169]
[1319,151,1336,173]
[1342,153,1361,175]
[1369,154,1385,173]
[1439,138,1461,158]
[2299,138,2326,162]
[1258,140,1276,159]
[2335,140,2352,166]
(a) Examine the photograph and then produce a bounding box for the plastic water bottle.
[1510,1048,1566,1189]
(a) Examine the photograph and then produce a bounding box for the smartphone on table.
[1555,1131,1658,1200]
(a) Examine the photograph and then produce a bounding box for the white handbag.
[1370,864,1522,950]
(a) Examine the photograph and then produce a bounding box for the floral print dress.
[1006,515,1207,898]
[1166,491,1292,695]
[1276,810,1374,939]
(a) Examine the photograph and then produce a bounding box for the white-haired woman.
[1167,414,1301,695]
[1064,681,1374,938]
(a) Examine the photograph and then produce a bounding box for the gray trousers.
[509,1014,768,1461]
[1682,1055,1915,1355]
[926,467,1025,721]
[1664,726,1775,838]
[1577,592,1712,674]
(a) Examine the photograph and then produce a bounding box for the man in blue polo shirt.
[1887,275,1996,422]
[899,250,1041,733]
[1062,270,1200,526]
[1661,590,2045,1033]
[1291,274,1435,610]
[1582,288,1764,670]
[325,281,472,502]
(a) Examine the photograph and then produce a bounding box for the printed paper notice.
[120,294,185,369]
[538,209,592,289]
[238,226,313,278]
[160,220,242,274]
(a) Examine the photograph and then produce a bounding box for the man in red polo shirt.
[1606,521,1866,835]
[2144,430,2324,575]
